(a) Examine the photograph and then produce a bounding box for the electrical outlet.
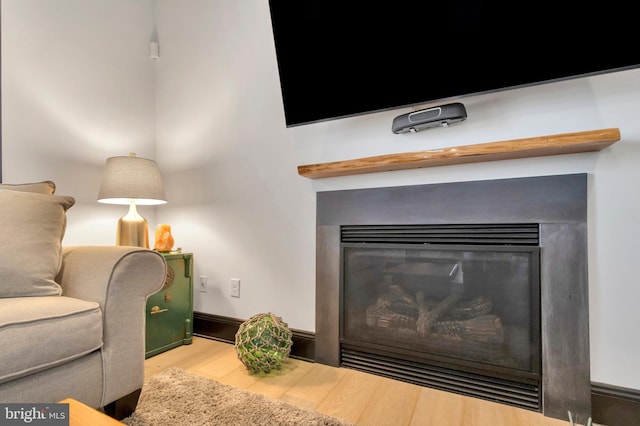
[230,278,240,298]
[199,275,207,293]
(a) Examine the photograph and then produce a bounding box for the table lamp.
[98,153,166,248]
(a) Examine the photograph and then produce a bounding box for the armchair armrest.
[57,246,166,304]
[56,246,167,406]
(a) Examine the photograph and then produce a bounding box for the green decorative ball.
[234,312,293,373]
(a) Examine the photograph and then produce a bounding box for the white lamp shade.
[97,154,167,205]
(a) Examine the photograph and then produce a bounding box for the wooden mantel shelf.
[297,128,621,179]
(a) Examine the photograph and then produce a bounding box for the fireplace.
[341,224,541,409]
[315,174,590,421]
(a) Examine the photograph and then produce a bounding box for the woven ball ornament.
[234,312,293,373]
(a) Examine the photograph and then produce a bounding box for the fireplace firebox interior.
[339,225,541,409]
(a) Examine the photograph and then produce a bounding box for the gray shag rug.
[122,367,353,426]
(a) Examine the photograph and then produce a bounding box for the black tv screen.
[268,1,640,127]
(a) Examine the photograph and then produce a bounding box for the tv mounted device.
[392,102,467,134]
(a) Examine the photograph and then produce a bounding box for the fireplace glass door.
[341,242,541,382]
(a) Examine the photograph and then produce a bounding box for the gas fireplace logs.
[366,284,504,344]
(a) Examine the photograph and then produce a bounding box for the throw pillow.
[0,190,75,297]
[0,181,56,195]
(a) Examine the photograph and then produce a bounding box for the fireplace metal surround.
[315,174,589,421]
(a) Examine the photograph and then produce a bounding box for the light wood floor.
[144,336,576,426]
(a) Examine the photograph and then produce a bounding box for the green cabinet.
[145,252,193,358]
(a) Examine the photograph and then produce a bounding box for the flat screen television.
[268,1,640,128]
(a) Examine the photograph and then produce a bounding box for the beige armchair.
[0,181,166,419]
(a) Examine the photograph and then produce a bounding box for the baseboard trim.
[592,382,640,425]
[193,312,640,424]
[193,311,315,362]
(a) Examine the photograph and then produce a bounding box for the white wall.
[153,0,317,330]
[3,0,639,391]
[1,0,158,243]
